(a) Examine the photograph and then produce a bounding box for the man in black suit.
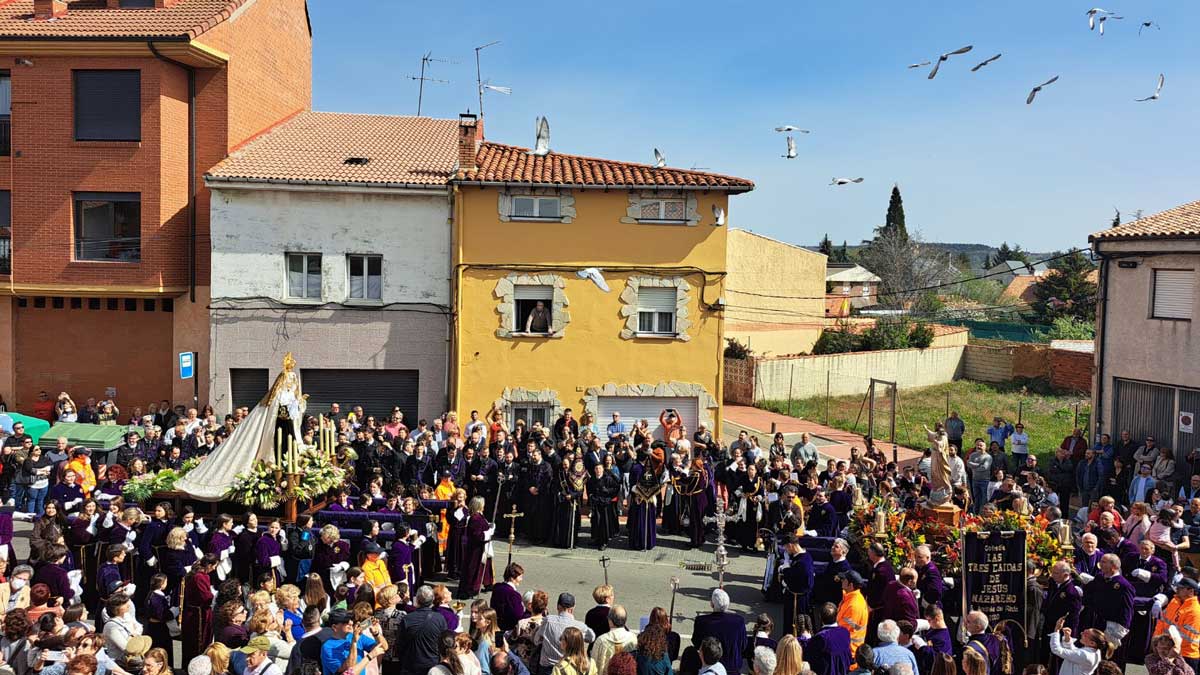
[692,588,747,675]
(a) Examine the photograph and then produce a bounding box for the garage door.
[229,369,269,410]
[597,396,699,441]
[301,369,420,424]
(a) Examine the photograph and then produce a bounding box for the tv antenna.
[474,40,503,118]
[409,51,454,117]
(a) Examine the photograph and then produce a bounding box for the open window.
[510,195,560,220]
[637,287,677,336]
[514,285,554,334]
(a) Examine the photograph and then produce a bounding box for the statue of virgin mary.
[175,353,307,500]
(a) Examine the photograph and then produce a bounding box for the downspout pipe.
[1093,252,1111,438]
[148,42,197,302]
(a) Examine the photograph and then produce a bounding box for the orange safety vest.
[838,588,869,657]
[1155,595,1200,659]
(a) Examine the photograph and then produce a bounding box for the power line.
[727,249,1085,302]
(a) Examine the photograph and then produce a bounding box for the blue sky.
[308,1,1199,252]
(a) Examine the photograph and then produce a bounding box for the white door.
[597,396,700,441]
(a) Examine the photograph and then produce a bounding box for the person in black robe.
[521,449,554,544]
[587,464,620,550]
[233,513,261,584]
[807,488,839,538]
[468,445,499,517]
[494,452,520,530]
[734,464,766,551]
[552,460,586,549]
[681,458,711,549]
[445,490,469,580]
[661,456,687,536]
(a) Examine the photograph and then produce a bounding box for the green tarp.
[37,422,142,450]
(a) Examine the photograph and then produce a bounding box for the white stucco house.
[1091,199,1200,469]
[204,112,460,421]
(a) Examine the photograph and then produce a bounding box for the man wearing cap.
[692,588,747,674]
[240,635,286,675]
[836,571,869,658]
[321,609,387,675]
[1155,577,1200,672]
[534,592,596,671]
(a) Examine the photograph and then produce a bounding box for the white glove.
[146,556,157,567]
[86,521,98,537]
[220,548,231,561]
[913,589,922,600]
[184,564,194,574]
[193,547,203,559]
[1155,593,1169,609]
[183,523,194,533]
[379,551,388,561]
[484,525,496,540]
[336,561,350,572]
[66,498,82,510]
[195,519,209,534]
[124,583,137,596]
[170,606,181,619]
[454,507,466,520]
[911,635,927,650]
[916,619,930,633]
[1079,573,1095,585]
[233,525,245,535]
[1132,569,1151,582]
[125,530,137,543]
[102,512,115,529]
[1074,585,1084,595]
[269,555,283,568]
[944,578,954,589]
[414,535,427,547]
[805,530,817,537]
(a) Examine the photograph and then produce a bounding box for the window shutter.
[74,70,141,141]
[1153,270,1194,319]
[514,285,553,300]
[638,287,677,312]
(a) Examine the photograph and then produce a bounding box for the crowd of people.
[0,393,1199,675]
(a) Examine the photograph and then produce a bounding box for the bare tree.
[858,229,955,308]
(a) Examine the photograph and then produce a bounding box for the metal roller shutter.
[514,285,553,300]
[302,369,420,424]
[597,396,699,441]
[1113,379,1175,451]
[637,287,677,312]
[1152,270,1195,320]
[229,368,269,410]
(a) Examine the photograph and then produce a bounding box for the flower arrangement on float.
[226,448,345,509]
[121,456,204,503]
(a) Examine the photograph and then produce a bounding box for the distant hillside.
[809,241,1055,270]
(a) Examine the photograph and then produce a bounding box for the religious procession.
[1,350,1197,675]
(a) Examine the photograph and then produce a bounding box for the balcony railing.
[0,116,8,157]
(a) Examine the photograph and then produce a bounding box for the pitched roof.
[1001,275,1040,304]
[456,142,754,192]
[825,264,881,283]
[1091,199,1200,242]
[0,0,250,40]
[206,112,460,188]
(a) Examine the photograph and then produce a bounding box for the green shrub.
[724,337,754,359]
[909,322,935,348]
[861,320,911,351]
[812,327,860,354]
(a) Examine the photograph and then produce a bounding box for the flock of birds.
[520,7,1167,192]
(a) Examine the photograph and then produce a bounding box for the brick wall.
[964,344,1015,383]
[1050,348,1093,393]
[1012,343,1051,379]
[723,357,755,405]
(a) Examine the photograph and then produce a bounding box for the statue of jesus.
[924,422,952,506]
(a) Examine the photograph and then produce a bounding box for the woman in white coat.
[1049,616,1111,675]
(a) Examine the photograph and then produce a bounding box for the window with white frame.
[514,285,554,334]
[637,287,677,335]
[511,195,560,219]
[512,403,552,428]
[286,253,322,300]
[862,284,871,298]
[1152,269,1194,320]
[348,254,382,300]
[639,198,687,222]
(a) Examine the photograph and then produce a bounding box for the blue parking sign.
[179,352,195,380]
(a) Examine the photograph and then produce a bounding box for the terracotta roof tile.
[457,142,754,191]
[1091,199,1200,242]
[206,111,459,187]
[1002,275,1040,304]
[0,0,246,40]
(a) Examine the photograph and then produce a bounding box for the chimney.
[33,0,68,19]
[458,113,479,172]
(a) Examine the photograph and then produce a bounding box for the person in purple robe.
[1127,539,1169,598]
[97,543,130,603]
[32,544,74,604]
[1075,532,1103,582]
[880,569,920,626]
[389,528,424,589]
[913,546,944,608]
[433,584,460,631]
[206,514,237,583]
[254,519,285,586]
[807,603,852,675]
[313,523,351,594]
[161,526,198,605]
[1081,553,1135,667]
[46,481,84,513]
[806,489,839,538]
[779,535,814,637]
[628,449,665,551]
[145,575,174,668]
[963,611,1008,675]
[326,491,355,512]
[455,497,495,600]
[692,588,748,674]
[490,562,529,632]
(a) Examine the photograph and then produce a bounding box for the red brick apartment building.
[0,0,311,411]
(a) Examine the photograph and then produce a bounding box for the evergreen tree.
[818,233,834,257]
[1032,250,1098,324]
[988,242,1030,268]
[831,241,851,263]
[1112,208,1121,228]
[875,184,909,243]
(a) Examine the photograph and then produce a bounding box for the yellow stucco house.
[450,114,754,438]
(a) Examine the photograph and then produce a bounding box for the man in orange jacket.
[837,570,869,658]
[1155,577,1200,672]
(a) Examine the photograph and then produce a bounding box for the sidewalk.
[722,403,922,467]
